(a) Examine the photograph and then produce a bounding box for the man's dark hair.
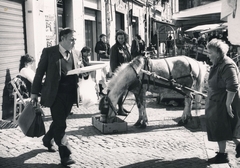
[59,27,75,42]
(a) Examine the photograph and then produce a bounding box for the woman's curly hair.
[207,38,229,57]
[115,29,129,44]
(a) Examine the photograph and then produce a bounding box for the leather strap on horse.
[141,69,207,98]
[163,57,195,85]
[129,56,202,98]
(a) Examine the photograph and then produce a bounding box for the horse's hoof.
[133,122,141,127]
[139,123,147,129]
[178,119,188,126]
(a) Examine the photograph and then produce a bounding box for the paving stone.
[0,98,239,167]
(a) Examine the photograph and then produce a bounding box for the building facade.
[0,0,176,118]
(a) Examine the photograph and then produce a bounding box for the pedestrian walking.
[31,28,87,166]
[205,38,240,164]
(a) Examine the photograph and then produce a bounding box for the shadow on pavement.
[66,122,183,137]
[119,157,207,168]
[173,115,206,133]
[66,115,207,137]
[43,112,100,122]
[67,112,100,119]
[0,149,63,168]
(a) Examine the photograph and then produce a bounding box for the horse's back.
[149,55,207,86]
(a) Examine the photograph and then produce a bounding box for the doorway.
[115,12,124,32]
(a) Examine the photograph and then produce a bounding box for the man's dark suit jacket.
[31,45,81,107]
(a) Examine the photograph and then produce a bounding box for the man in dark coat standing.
[31,28,86,166]
[95,34,110,61]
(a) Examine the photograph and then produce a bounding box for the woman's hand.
[226,104,234,118]
[226,90,236,118]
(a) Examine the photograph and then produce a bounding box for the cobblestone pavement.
[0,96,240,168]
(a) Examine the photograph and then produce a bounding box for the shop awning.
[201,23,228,33]
[185,23,226,32]
[172,1,223,28]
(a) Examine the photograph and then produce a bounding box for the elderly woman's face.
[207,48,219,65]
[117,35,125,45]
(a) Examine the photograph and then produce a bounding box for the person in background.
[81,46,91,67]
[95,34,110,61]
[131,34,145,58]
[166,35,173,55]
[94,35,110,95]
[197,33,207,48]
[31,28,87,166]
[205,38,240,164]
[110,29,131,116]
[18,54,35,97]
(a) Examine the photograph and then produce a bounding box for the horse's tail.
[194,61,208,110]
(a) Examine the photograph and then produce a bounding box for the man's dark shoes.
[207,152,229,164]
[61,156,75,166]
[235,143,240,158]
[42,139,56,152]
[43,143,56,152]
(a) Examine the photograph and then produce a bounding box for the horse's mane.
[107,56,145,91]
[107,63,128,90]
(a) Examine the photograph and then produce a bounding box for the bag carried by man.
[18,101,45,137]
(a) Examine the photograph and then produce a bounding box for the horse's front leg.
[178,94,193,126]
[133,91,148,129]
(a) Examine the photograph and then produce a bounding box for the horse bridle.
[104,92,118,115]
[103,57,149,119]
[104,56,198,118]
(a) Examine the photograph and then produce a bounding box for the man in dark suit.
[95,34,110,61]
[31,28,86,166]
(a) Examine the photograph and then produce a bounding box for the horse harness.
[139,56,196,96]
[102,56,198,119]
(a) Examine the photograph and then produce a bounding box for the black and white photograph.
[1,0,240,167]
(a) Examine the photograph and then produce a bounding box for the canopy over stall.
[200,23,228,34]
[172,1,223,29]
[185,23,222,32]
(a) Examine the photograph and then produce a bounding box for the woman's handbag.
[18,101,46,137]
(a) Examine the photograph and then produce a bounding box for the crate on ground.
[92,116,127,134]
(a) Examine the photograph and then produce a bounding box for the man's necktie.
[65,50,70,60]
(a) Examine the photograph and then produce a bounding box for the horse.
[99,55,208,128]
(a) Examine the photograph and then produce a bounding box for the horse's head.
[99,94,117,123]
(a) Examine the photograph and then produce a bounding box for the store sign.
[115,0,127,13]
